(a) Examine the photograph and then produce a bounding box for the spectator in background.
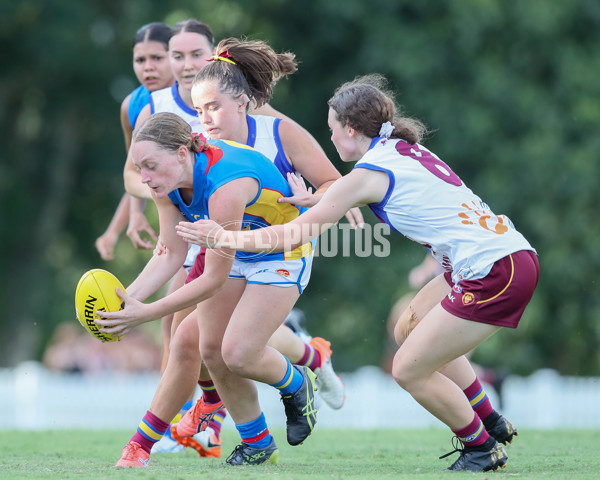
[43,322,161,374]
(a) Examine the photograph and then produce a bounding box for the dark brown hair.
[193,37,297,108]
[171,19,214,48]
[133,22,171,49]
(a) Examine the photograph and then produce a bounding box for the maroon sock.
[463,378,494,421]
[452,414,489,448]
[298,343,322,371]
[130,410,170,453]
[198,380,222,405]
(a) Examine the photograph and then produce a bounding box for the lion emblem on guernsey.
[462,292,475,305]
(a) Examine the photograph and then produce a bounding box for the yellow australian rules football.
[75,268,125,342]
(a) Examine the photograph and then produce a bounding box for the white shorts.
[184,244,202,271]
[229,253,313,294]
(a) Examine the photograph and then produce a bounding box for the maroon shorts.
[441,250,539,328]
[185,247,206,284]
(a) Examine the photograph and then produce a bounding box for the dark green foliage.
[1,0,599,375]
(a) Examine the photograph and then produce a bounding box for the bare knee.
[391,350,421,392]
[394,304,420,346]
[170,324,199,367]
[199,337,223,370]
[221,343,254,377]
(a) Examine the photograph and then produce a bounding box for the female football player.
[95,22,173,261]
[99,112,318,466]
[102,29,355,466]
[179,74,540,473]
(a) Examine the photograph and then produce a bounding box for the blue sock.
[235,412,272,448]
[270,357,303,395]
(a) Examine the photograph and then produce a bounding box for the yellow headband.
[208,54,236,65]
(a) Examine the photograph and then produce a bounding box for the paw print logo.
[458,202,509,235]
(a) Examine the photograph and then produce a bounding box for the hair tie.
[190,132,208,151]
[379,121,394,139]
[207,50,236,65]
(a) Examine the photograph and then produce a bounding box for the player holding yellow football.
[98,111,323,465]
[107,29,352,465]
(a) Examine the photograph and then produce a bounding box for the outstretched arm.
[256,111,365,227]
[280,171,365,228]
[177,168,387,252]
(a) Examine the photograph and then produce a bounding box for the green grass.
[1,428,599,479]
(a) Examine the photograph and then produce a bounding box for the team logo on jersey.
[462,292,475,305]
[452,284,463,294]
[276,269,290,277]
[203,145,224,174]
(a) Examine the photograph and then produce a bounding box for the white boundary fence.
[1,362,600,430]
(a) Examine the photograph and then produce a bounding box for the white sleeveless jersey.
[355,138,535,283]
[247,115,279,161]
[150,83,204,134]
[230,114,296,176]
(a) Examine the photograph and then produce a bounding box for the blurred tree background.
[1,0,599,375]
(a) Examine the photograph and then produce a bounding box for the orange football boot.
[116,441,150,467]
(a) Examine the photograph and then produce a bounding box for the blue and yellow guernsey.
[168,138,312,262]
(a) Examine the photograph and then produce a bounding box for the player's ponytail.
[195,37,298,109]
[328,74,428,145]
[189,132,209,153]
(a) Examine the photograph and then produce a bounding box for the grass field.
[1,428,599,479]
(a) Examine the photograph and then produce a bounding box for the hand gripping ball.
[75,268,125,342]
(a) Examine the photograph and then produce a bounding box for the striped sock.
[463,378,494,421]
[270,357,303,395]
[209,408,226,438]
[296,343,322,371]
[131,410,170,453]
[452,414,489,448]
[235,412,272,448]
[199,380,222,405]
